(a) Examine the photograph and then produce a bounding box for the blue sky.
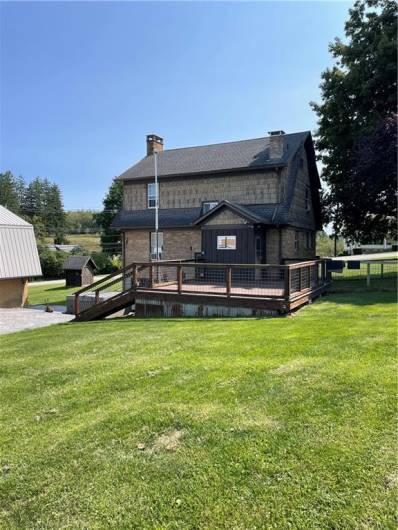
[0,1,352,210]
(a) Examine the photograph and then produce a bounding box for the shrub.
[38,247,68,279]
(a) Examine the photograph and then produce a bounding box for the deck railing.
[73,259,329,316]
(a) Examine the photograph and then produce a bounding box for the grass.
[27,281,79,307]
[27,279,121,307]
[44,233,102,253]
[0,290,396,529]
[331,261,397,292]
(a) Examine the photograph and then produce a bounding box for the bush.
[91,252,119,275]
[38,247,68,279]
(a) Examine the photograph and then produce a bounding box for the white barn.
[0,205,42,307]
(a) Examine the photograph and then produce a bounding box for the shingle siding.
[123,170,281,211]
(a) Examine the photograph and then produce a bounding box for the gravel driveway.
[0,307,73,335]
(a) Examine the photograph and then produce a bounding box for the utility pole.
[154,150,159,261]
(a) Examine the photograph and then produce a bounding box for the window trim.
[294,230,300,253]
[202,201,219,215]
[150,231,164,259]
[147,182,159,209]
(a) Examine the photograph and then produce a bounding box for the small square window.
[202,201,218,214]
[217,235,236,250]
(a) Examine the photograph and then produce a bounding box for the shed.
[63,256,97,287]
[0,205,42,307]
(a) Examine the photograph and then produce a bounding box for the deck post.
[149,265,154,288]
[298,266,303,291]
[226,267,232,297]
[132,264,137,289]
[284,266,291,301]
[177,265,183,294]
[95,290,100,304]
[74,293,80,315]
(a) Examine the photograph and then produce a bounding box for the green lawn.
[44,233,102,253]
[27,281,79,306]
[1,291,396,529]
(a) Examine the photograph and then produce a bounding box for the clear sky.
[0,1,352,210]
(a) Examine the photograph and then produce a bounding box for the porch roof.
[112,202,286,230]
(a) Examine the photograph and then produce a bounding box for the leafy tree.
[311,0,397,241]
[316,231,345,257]
[65,210,100,234]
[95,178,123,254]
[0,171,25,213]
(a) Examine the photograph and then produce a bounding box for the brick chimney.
[268,130,285,159]
[146,134,164,156]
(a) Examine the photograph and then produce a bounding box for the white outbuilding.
[0,205,42,307]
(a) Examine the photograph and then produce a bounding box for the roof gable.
[194,201,263,226]
[63,256,97,271]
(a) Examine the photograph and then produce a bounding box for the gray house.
[112,130,322,267]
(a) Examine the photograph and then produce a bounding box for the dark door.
[201,226,255,264]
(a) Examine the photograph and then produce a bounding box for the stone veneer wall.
[124,228,201,263]
[123,170,282,211]
[265,227,316,264]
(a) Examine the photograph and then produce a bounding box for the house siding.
[123,170,282,211]
[124,228,201,263]
[286,146,316,230]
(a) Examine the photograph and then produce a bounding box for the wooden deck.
[72,260,330,321]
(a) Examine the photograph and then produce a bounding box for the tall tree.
[0,171,25,213]
[311,0,397,241]
[22,177,67,243]
[95,178,123,254]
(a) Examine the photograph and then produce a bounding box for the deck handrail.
[73,258,329,317]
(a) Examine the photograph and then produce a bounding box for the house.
[63,256,97,287]
[47,244,82,253]
[112,130,322,267]
[0,205,42,307]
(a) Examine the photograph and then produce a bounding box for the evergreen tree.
[95,178,123,254]
[0,171,25,213]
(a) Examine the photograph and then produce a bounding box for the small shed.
[63,256,97,287]
[0,205,42,307]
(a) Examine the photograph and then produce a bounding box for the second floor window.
[305,186,310,211]
[148,183,159,209]
[202,201,218,214]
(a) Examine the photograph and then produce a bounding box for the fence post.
[177,265,183,294]
[226,267,232,297]
[284,266,291,300]
[381,263,384,279]
[74,293,80,315]
[366,262,371,287]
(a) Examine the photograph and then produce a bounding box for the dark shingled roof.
[63,256,97,271]
[119,132,309,181]
[112,203,287,229]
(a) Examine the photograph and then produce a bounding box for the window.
[305,186,310,212]
[150,231,164,259]
[294,231,300,252]
[148,183,159,209]
[202,201,218,214]
[217,235,236,250]
[305,232,315,250]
